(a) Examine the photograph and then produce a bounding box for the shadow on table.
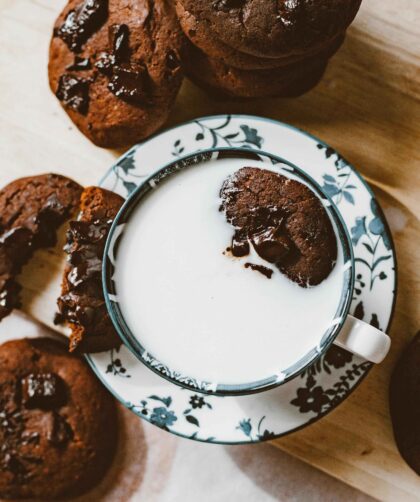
[75,406,148,502]
[225,442,373,501]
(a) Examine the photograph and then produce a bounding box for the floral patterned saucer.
[87,115,396,444]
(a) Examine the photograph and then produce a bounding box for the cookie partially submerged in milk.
[220,167,337,286]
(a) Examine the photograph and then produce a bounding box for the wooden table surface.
[1,0,419,500]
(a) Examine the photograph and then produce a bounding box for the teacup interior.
[108,149,352,393]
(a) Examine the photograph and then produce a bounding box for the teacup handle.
[333,315,391,363]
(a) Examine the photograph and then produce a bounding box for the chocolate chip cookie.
[57,186,123,353]
[390,331,420,475]
[175,1,293,70]
[220,167,337,286]
[178,0,361,58]
[0,174,82,322]
[0,337,118,499]
[176,1,344,70]
[49,0,186,148]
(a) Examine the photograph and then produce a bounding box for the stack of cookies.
[48,0,364,147]
[175,0,362,98]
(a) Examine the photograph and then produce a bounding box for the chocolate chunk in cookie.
[220,167,337,286]
[0,174,82,321]
[390,331,420,475]
[49,0,186,148]
[55,74,90,114]
[0,338,117,499]
[57,187,123,353]
[21,373,66,410]
[54,0,108,53]
[107,62,150,104]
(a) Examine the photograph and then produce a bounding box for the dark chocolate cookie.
[0,174,82,322]
[176,1,344,70]
[176,1,294,70]
[390,331,420,475]
[0,337,118,499]
[220,167,337,286]
[183,41,342,98]
[178,0,361,58]
[57,186,123,353]
[49,0,186,148]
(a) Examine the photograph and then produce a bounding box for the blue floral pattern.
[173,116,264,153]
[350,200,392,291]
[129,394,213,434]
[150,407,177,428]
[317,144,357,205]
[87,115,396,444]
[105,346,131,378]
[237,417,276,441]
[107,148,148,195]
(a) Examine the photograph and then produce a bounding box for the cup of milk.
[103,147,391,395]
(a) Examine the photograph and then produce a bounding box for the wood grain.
[0,0,419,500]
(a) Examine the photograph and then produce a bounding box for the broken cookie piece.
[57,186,123,353]
[0,174,82,321]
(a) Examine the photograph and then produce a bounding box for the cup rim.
[102,146,355,396]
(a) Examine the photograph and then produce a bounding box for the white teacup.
[103,147,391,395]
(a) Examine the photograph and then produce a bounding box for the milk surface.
[114,158,344,385]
